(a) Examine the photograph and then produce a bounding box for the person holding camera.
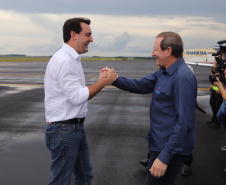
[208,63,223,128]
[211,47,226,163]
[211,50,226,131]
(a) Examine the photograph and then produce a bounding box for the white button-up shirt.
[44,43,89,122]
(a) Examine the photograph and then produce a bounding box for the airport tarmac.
[0,60,226,185]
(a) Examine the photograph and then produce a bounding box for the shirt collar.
[164,57,185,75]
[62,43,81,61]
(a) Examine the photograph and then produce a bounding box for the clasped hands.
[99,66,118,84]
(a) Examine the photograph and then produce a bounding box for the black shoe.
[209,123,221,128]
[207,120,214,125]
[138,159,149,167]
[181,164,191,176]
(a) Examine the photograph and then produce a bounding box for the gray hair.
[157,31,183,58]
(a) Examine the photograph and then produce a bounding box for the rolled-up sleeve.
[78,86,89,104]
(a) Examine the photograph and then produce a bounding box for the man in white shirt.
[44,17,117,185]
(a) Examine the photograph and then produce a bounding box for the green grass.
[0,56,51,62]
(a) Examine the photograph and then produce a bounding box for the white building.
[183,48,216,63]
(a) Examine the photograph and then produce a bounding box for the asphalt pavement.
[0,60,225,185]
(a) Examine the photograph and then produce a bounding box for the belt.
[47,117,85,125]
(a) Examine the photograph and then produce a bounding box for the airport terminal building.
[183,48,216,63]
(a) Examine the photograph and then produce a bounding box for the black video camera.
[209,40,226,83]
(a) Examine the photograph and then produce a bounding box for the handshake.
[99,66,118,84]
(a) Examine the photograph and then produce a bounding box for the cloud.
[0,6,226,57]
[0,0,224,20]
[94,32,133,51]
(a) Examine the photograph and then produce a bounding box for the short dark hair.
[63,17,91,43]
[157,31,183,58]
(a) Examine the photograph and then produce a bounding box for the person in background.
[208,89,222,129]
[212,48,226,156]
[212,68,226,171]
[208,65,222,128]
[44,17,117,185]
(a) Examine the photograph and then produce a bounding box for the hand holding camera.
[209,40,226,83]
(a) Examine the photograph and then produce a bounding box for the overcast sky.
[0,0,225,57]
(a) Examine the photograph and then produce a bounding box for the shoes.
[207,120,214,125]
[138,159,149,167]
[209,123,221,128]
[221,146,226,151]
[181,164,191,176]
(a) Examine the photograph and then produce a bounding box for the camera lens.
[209,74,219,82]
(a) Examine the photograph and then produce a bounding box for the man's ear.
[70,31,77,40]
[166,47,172,56]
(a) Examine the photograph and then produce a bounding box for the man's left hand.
[149,158,167,178]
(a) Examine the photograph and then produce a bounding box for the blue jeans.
[145,151,188,185]
[45,123,93,185]
[217,101,226,132]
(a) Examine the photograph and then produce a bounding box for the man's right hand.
[99,66,109,80]
[88,67,118,100]
[99,66,118,84]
